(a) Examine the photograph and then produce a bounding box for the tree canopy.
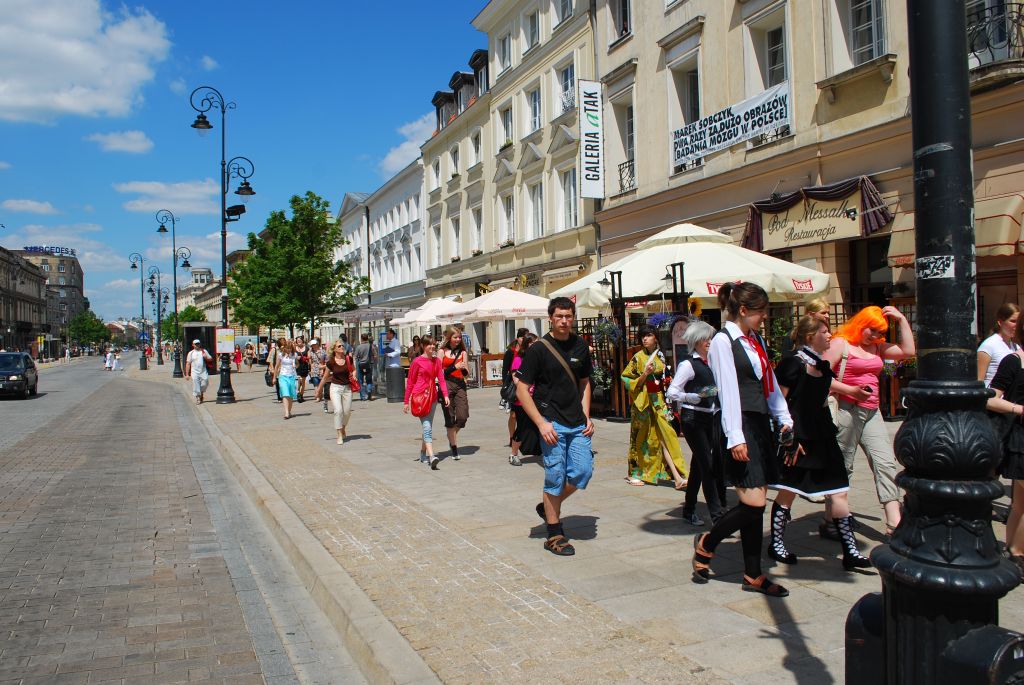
[230,191,368,334]
[161,304,206,341]
[69,310,110,345]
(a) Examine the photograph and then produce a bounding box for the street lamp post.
[660,262,689,315]
[189,85,256,405]
[845,1,1022,682]
[147,266,164,365]
[128,253,148,370]
[597,270,627,421]
[156,209,192,378]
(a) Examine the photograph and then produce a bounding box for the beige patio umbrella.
[550,223,829,308]
[436,287,552,322]
[389,297,463,325]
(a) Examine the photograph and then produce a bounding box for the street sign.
[215,328,234,354]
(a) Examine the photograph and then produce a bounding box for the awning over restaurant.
[324,305,410,324]
[887,193,1024,267]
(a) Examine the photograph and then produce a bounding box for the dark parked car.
[0,353,39,399]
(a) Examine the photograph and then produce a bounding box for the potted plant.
[450,173,460,180]
[593,319,623,346]
[450,255,461,263]
[471,248,484,257]
[499,238,515,249]
[499,139,514,152]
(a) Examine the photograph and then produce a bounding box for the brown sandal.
[742,574,789,598]
[692,533,713,583]
[544,535,575,556]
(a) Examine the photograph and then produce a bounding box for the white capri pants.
[835,399,902,505]
[330,383,353,431]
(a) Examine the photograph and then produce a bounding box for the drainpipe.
[365,204,371,306]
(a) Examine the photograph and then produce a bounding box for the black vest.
[723,327,769,415]
[683,356,717,411]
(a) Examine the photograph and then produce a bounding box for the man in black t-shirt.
[516,297,594,557]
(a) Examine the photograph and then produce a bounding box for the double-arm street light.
[147,266,165,365]
[128,253,148,370]
[155,209,192,378]
[189,85,256,404]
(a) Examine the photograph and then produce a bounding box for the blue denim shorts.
[541,420,594,496]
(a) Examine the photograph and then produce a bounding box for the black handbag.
[500,376,518,404]
[264,369,274,387]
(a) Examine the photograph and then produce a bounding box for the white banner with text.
[578,80,605,199]
[672,82,791,166]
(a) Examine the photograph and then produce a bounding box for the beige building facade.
[421,0,600,350]
[593,0,1024,332]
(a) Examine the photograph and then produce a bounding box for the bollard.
[939,625,1024,684]
[385,365,405,403]
[845,593,884,684]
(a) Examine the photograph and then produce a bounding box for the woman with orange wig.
[823,305,915,537]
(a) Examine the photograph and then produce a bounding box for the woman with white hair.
[667,320,726,525]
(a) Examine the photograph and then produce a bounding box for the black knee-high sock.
[740,506,767,578]
[704,502,764,553]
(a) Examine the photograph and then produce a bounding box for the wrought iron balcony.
[751,124,792,148]
[618,159,636,193]
[560,89,576,114]
[966,2,1023,68]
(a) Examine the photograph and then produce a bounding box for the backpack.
[204,350,215,373]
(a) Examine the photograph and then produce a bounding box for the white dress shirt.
[666,354,708,408]
[383,337,402,367]
[708,321,792,449]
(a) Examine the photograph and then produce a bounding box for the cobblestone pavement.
[0,374,362,685]
[145,367,1024,684]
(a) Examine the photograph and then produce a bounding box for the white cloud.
[0,0,171,123]
[169,78,187,95]
[85,130,153,153]
[378,112,433,176]
[101,278,136,289]
[0,161,10,170]
[2,199,59,214]
[200,55,218,71]
[114,179,219,215]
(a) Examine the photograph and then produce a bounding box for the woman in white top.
[692,282,794,598]
[273,338,299,419]
[978,303,1020,386]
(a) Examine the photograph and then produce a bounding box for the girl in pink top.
[403,335,450,470]
[824,305,915,535]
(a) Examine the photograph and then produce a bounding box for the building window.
[471,131,482,165]
[432,159,441,190]
[58,262,66,273]
[528,182,545,239]
[59,289,66,298]
[456,89,466,113]
[451,217,461,256]
[611,0,631,39]
[450,146,460,175]
[475,64,489,95]
[748,6,788,91]
[58,276,65,285]
[42,263,49,272]
[561,167,579,230]
[501,194,516,242]
[557,0,573,25]
[625,104,635,161]
[559,63,576,112]
[670,55,702,173]
[526,11,540,49]
[500,106,514,145]
[498,33,511,72]
[528,88,542,132]
[613,97,636,192]
[849,0,885,66]
[433,225,442,267]
[472,207,483,251]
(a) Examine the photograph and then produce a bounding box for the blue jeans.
[541,421,594,496]
[357,364,373,400]
[419,402,438,444]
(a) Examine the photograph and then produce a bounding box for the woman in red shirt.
[403,335,450,469]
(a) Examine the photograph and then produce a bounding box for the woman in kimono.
[621,325,688,489]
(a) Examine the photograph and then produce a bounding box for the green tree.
[161,304,206,341]
[230,191,368,335]
[69,310,110,345]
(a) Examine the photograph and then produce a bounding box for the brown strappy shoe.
[544,535,575,556]
[742,574,789,598]
[692,533,713,583]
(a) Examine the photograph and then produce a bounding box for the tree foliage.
[230,191,368,333]
[161,304,206,341]
[69,310,110,345]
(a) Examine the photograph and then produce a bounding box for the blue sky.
[0,0,486,320]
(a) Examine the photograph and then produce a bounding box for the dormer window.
[470,49,489,96]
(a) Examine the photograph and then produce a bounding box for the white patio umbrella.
[437,287,552,322]
[550,223,829,308]
[389,297,463,325]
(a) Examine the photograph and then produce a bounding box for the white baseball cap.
[310,338,319,345]
[192,339,201,344]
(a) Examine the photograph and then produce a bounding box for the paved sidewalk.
[0,378,263,684]
[152,368,1024,684]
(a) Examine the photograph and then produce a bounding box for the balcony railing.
[966,2,1024,67]
[751,124,792,148]
[560,89,576,114]
[618,159,637,193]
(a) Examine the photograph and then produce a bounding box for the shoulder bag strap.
[537,338,579,388]
[837,340,850,383]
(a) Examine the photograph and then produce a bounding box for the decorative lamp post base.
[216,354,235,403]
[172,348,183,378]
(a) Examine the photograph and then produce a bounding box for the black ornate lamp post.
[147,267,165,366]
[597,270,627,420]
[846,1,1021,682]
[156,209,192,378]
[128,253,148,370]
[189,85,256,405]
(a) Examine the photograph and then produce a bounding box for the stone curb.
[175,381,441,685]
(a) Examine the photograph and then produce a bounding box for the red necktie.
[746,334,773,397]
